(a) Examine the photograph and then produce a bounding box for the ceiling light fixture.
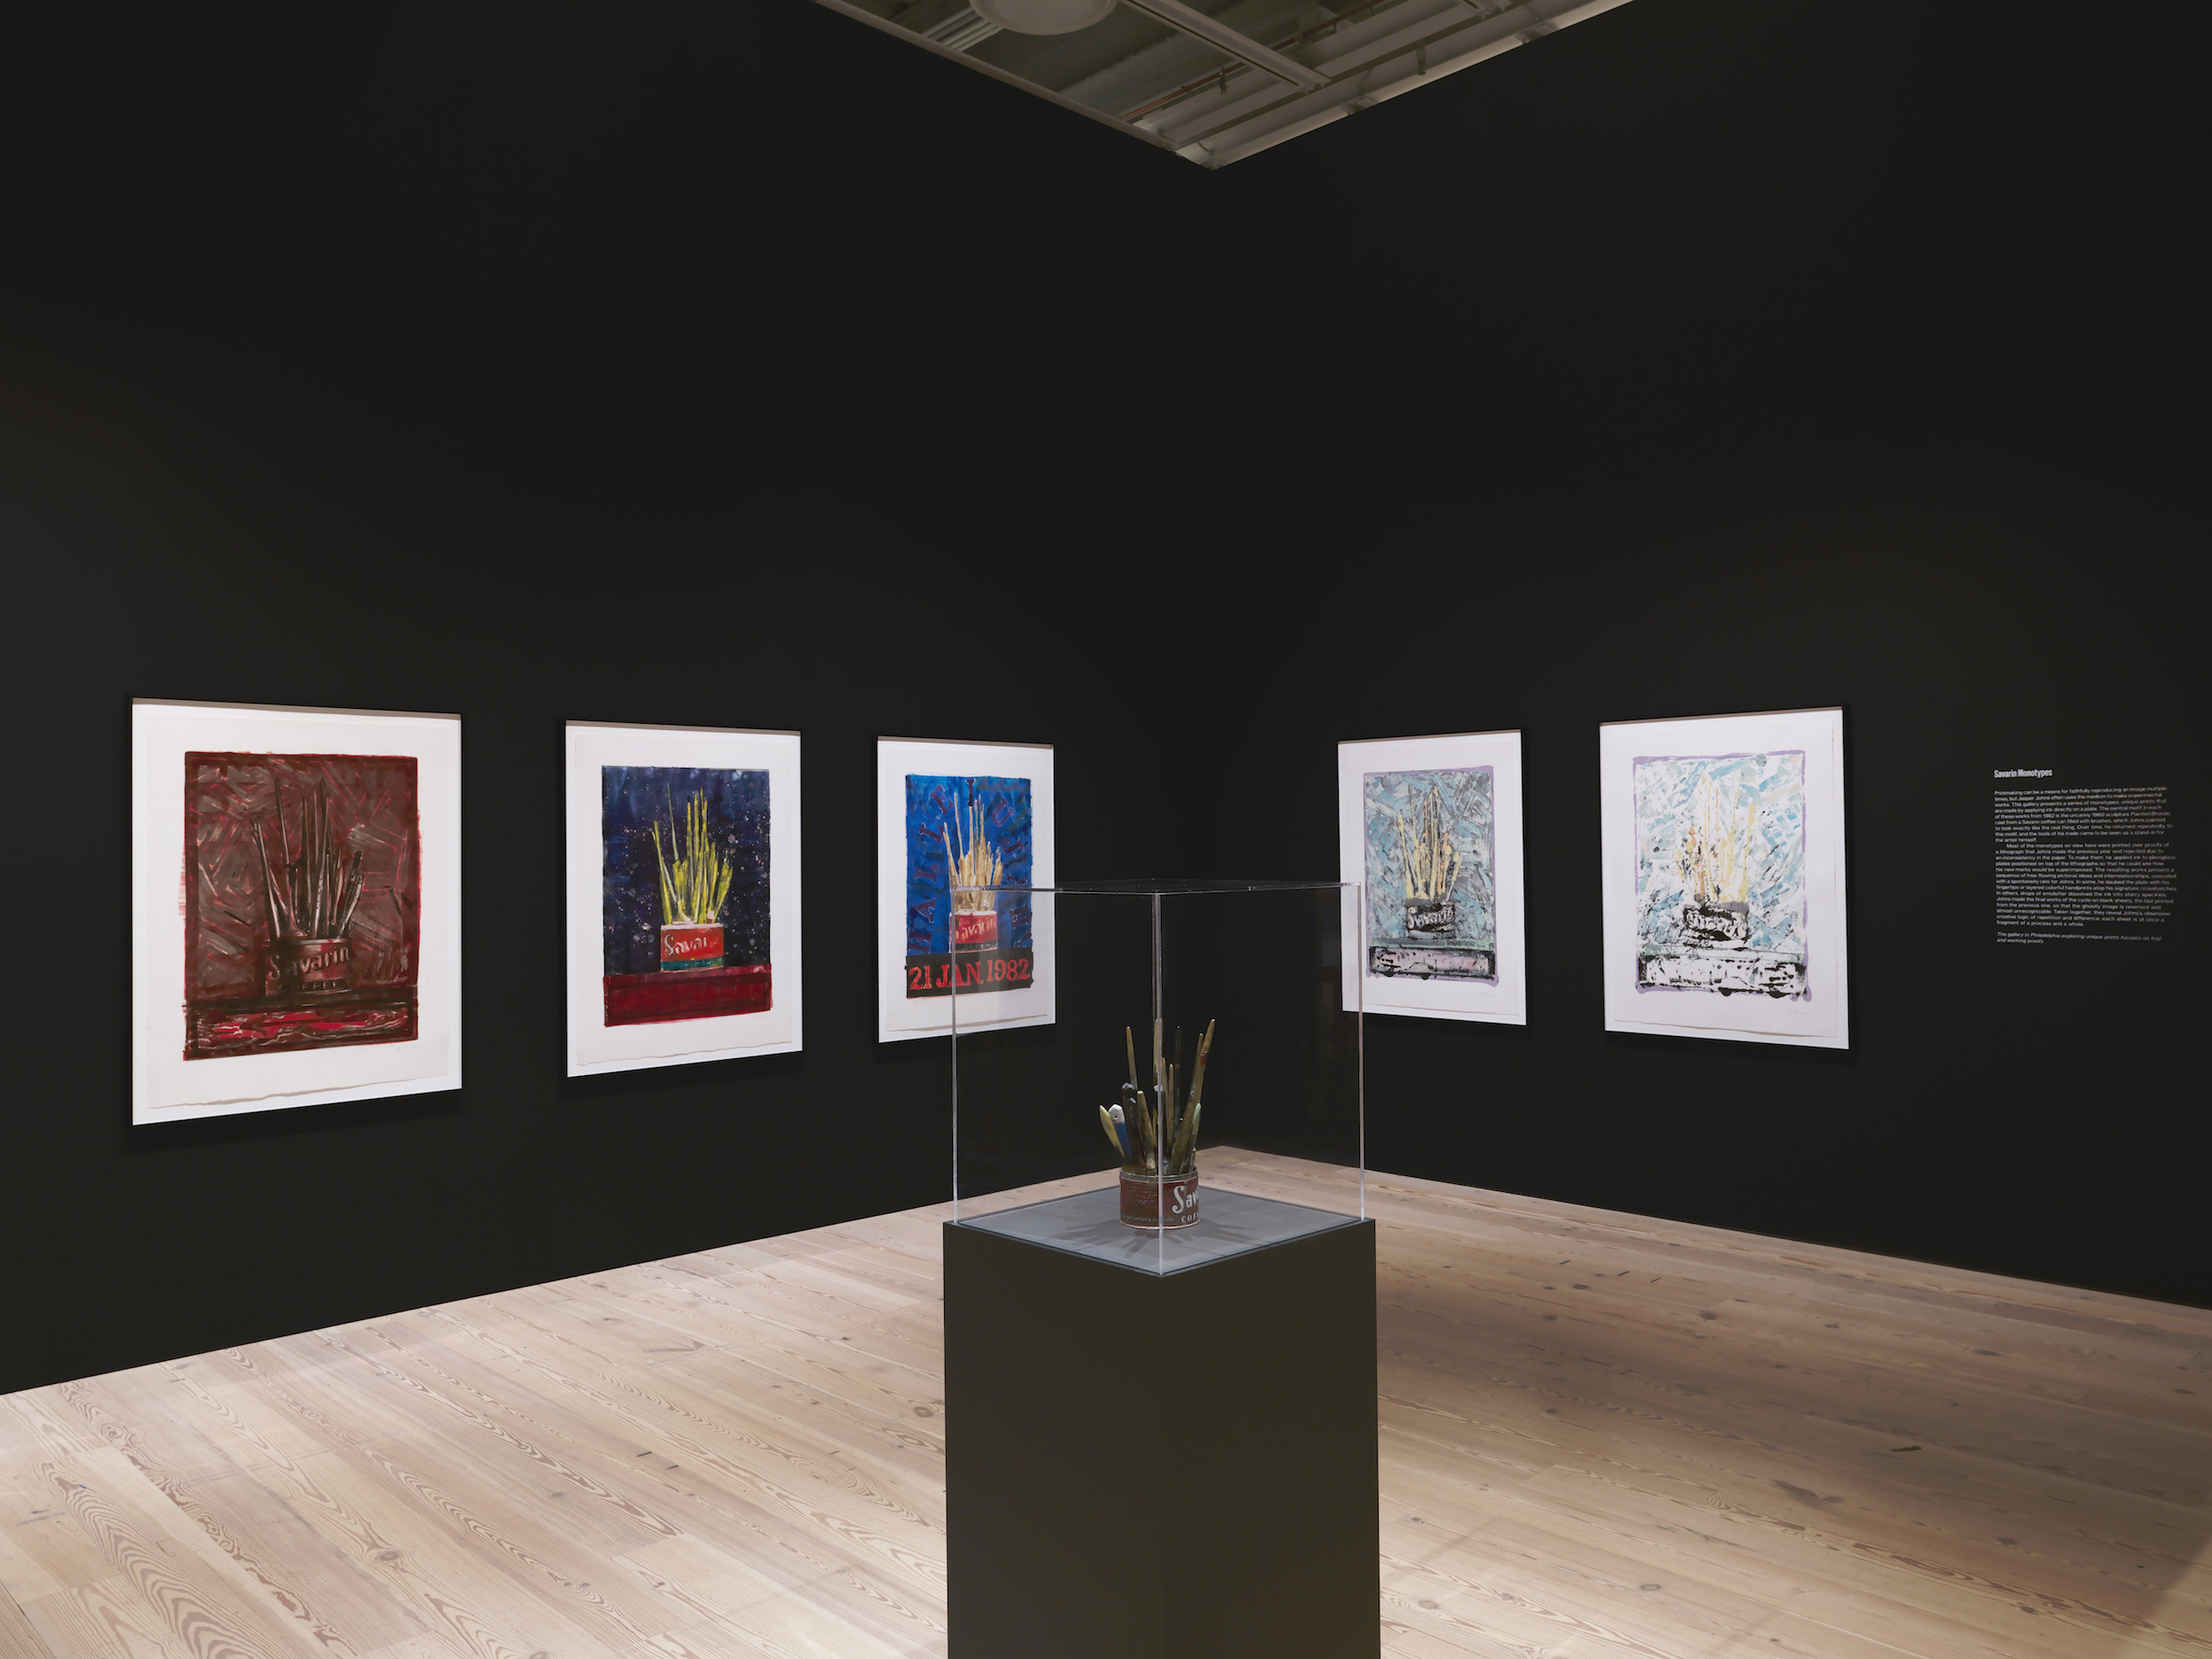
[970,0,1115,35]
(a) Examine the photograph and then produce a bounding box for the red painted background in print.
[603,964,772,1026]
[184,752,420,1058]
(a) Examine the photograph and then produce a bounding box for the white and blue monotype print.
[1632,749,1808,998]
[1363,766,1497,982]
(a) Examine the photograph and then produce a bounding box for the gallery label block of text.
[1994,786,2173,941]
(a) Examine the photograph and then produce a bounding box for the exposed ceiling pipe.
[1163,0,1634,165]
[1119,0,1405,123]
[1115,0,1329,89]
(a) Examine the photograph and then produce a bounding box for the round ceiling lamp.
[971,0,1116,34]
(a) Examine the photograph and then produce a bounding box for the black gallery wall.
[1198,0,2200,1302]
[0,0,2196,1394]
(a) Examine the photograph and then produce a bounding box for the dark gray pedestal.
[944,1187,1378,1657]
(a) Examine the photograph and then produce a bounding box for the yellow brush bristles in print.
[1394,788,1460,902]
[1684,775,1758,904]
[946,786,1002,911]
[654,792,735,925]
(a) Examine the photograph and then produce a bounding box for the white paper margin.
[1599,707,1848,1048]
[877,737,1056,1044]
[1338,731,1527,1025]
[565,723,802,1077]
[132,699,464,1123]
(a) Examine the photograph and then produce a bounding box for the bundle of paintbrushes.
[944,784,1003,900]
[1096,1017,1214,1179]
[253,777,366,995]
[653,790,735,925]
[1394,786,1461,903]
[253,778,365,943]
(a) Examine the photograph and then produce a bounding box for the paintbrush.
[1159,1022,1177,1159]
[1173,1101,1202,1171]
[1166,1024,1186,1145]
[313,781,330,933]
[1119,1082,1153,1165]
[1100,1104,1131,1163]
[1185,1019,1214,1117]
[1171,1019,1214,1171]
[334,852,365,934]
[1111,1101,1147,1169]
[254,820,282,936]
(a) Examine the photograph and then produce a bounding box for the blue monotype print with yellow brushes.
[600,765,771,1025]
[903,772,1033,999]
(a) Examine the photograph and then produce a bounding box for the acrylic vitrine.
[940,881,1377,1658]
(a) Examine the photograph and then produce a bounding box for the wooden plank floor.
[4,1150,2208,1658]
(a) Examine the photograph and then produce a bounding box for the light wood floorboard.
[5,1149,2207,1656]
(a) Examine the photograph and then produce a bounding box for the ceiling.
[814,0,1639,166]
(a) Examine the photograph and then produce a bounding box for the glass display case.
[939,880,1379,1655]
[945,879,1363,1275]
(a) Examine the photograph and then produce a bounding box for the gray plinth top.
[954,1185,1361,1277]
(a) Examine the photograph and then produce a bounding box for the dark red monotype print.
[184,752,420,1059]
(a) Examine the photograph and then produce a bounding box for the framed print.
[877,737,1055,1044]
[1600,706,1849,1048]
[132,698,462,1124]
[1338,730,1526,1024]
[565,723,801,1077]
